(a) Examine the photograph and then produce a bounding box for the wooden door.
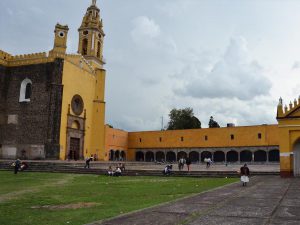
[70,138,80,160]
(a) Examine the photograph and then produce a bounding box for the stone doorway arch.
[293,140,300,176]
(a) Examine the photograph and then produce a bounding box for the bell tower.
[78,0,105,68]
[50,23,69,54]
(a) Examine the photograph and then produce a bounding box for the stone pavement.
[88,176,300,225]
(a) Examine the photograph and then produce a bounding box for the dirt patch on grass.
[31,202,100,210]
[0,175,81,203]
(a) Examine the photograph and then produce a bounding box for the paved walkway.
[89,176,300,225]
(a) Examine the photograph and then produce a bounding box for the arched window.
[19,78,32,102]
[25,83,32,99]
[82,39,88,55]
[71,121,80,130]
[97,41,101,58]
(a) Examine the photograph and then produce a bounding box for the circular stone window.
[58,31,65,38]
[83,30,89,35]
[71,95,84,115]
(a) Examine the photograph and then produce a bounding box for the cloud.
[174,36,272,100]
[6,8,13,16]
[131,16,161,43]
[157,1,194,18]
[130,16,177,54]
[292,61,300,70]
[163,94,277,128]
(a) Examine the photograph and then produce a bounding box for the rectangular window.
[139,138,142,143]
[159,137,162,142]
[231,134,234,140]
[181,137,184,141]
[205,135,208,141]
[258,133,262,139]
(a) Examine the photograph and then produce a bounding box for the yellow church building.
[1,0,300,178]
[0,0,106,161]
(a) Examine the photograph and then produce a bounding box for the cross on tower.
[92,0,97,6]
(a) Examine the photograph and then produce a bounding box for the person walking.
[240,164,250,186]
[186,157,191,172]
[178,157,185,171]
[13,159,21,174]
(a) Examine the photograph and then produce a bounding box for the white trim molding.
[19,78,32,102]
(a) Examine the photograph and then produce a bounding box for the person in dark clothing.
[186,157,192,172]
[240,164,250,186]
[84,157,93,168]
[163,165,172,175]
[14,159,21,174]
[20,162,29,171]
[114,167,122,177]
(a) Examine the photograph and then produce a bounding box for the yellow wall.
[90,68,106,160]
[102,124,281,161]
[59,56,105,160]
[277,100,300,177]
[128,125,279,148]
[105,126,128,160]
[277,120,300,176]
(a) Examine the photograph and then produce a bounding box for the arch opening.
[71,121,80,130]
[166,151,176,163]
[293,139,300,176]
[227,150,238,162]
[177,151,187,161]
[254,150,267,162]
[201,151,212,162]
[156,151,165,162]
[240,150,252,162]
[120,151,126,161]
[214,151,225,162]
[109,150,114,161]
[115,150,120,161]
[97,41,101,58]
[268,149,279,162]
[189,151,199,163]
[19,78,32,102]
[145,151,154,162]
[82,38,88,55]
[135,151,144,161]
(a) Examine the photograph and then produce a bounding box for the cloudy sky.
[1,0,300,131]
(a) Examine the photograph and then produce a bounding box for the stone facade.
[0,59,64,159]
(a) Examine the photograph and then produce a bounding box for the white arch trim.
[19,78,32,102]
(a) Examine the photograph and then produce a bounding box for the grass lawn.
[0,171,237,225]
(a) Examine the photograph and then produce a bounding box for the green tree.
[208,116,220,128]
[167,108,201,130]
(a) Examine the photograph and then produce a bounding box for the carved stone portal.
[66,114,85,160]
